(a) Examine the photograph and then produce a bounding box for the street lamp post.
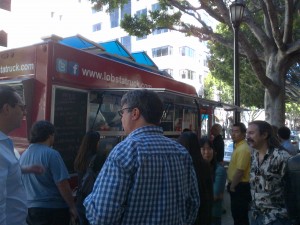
[229,0,245,123]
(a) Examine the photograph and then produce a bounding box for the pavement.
[221,188,234,225]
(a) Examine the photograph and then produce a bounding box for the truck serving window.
[88,93,122,132]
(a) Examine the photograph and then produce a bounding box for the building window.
[163,69,173,76]
[136,8,147,17]
[203,57,208,67]
[152,46,173,58]
[151,3,160,11]
[179,46,195,58]
[180,69,195,80]
[121,36,131,52]
[110,9,119,28]
[153,28,168,35]
[134,8,147,40]
[92,23,101,32]
[199,75,202,83]
[121,0,131,19]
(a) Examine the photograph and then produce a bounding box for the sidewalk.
[221,189,234,225]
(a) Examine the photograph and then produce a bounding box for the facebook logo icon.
[68,62,79,76]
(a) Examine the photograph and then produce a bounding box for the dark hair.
[0,85,19,110]
[178,131,202,159]
[248,120,281,148]
[177,131,204,189]
[278,126,291,140]
[199,138,215,151]
[199,138,217,178]
[182,128,192,133]
[233,122,247,133]
[272,125,279,135]
[30,120,55,143]
[74,131,100,172]
[121,89,163,125]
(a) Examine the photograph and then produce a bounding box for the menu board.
[53,88,88,173]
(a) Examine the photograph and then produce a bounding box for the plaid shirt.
[84,126,200,225]
[250,147,291,224]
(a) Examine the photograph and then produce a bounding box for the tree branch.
[260,0,273,39]
[264,0,285,51]
[283,0,293,43]
[239,33,280,94]
[199,0,228,24]
[243,6,273,51]
[286,39,300,55]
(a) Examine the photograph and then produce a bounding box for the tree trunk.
[264,55,285,127]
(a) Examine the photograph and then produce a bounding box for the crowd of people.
[1,84,300,225]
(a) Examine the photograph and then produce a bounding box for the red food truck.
[0,35,230,180]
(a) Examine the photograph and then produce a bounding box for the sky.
[0,0,92,50]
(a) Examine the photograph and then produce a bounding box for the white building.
[1,0,210,95]
[0,0,91,49]
[87,0,210,96]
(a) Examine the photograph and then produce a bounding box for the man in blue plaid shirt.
[84,89,200,225]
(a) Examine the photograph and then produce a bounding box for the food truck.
[0,34,233,178]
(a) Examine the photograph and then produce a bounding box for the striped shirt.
[84,126,200,225]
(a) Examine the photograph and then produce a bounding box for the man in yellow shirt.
[227,122,251,225]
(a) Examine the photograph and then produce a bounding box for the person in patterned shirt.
[247,120,292,225]
[84,89,200,225]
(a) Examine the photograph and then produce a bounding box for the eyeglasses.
[118,107,132,117]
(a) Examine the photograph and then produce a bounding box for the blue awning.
[131,51,158,69]
[99,40,134,61]
[59,34,104,54]
[57,34,172,78]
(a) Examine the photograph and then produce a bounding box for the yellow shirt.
[227,139,251,182]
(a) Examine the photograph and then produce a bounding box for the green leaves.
[121,14,154,37]
[207,24,264,108]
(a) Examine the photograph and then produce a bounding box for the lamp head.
[229,0,245,27]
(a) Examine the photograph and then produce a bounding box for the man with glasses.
[247,121,291,225]
[0,84,43,225]
[84,89,200,225]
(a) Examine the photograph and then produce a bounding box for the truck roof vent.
[41,34,63,43]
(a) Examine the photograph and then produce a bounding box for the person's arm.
[214,165,227,200]
[185,165,200,225]
[49,151,77,222]
[230,169,244,192]
[0,160,7,225]
[56,180,77,221]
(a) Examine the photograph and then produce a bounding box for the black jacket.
[284,153,300,224]
[213,135,224,162]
